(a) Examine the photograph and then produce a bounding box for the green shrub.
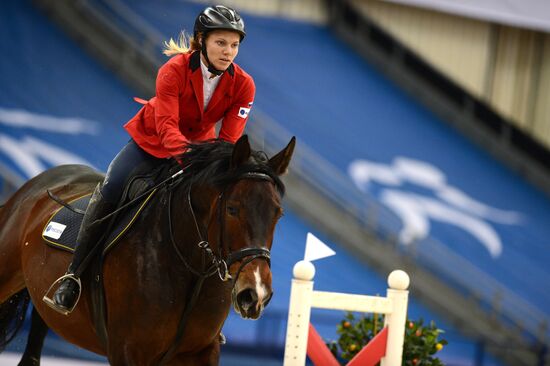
[327,312,448,365]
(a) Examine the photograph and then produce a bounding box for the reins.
[166,184,218,279]
[45,169,186,282]
[158,183,217,365]
[159,171,274,365]
[169,173,273,284]
[47,169,184,223]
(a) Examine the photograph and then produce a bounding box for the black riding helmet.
[194,5,246,76]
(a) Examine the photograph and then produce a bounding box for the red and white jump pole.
[283,260,410,366]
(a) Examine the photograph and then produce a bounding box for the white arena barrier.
[283,260,410,366]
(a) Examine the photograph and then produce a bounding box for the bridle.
[168,171,274,284]
[160,170,276,364]
[217,172,274,282]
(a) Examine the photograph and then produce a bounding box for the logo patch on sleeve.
[238,107,251,119]
[43,222,67,240]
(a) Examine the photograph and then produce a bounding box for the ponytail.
[163,31,202,56]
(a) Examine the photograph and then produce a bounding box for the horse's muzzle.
[233,287,273,319]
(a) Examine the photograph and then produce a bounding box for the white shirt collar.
[199,57,221,110]
[200,57,220,80]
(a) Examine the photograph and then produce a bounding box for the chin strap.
[201,43,225,76]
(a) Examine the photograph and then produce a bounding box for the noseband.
[168,171,274,283]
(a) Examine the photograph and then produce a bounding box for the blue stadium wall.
[3,0,550,365]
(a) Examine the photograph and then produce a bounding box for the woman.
[45,5,255,315]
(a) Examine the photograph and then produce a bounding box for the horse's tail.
[0,289,30,353]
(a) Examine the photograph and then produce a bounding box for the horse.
[0,135,295,365]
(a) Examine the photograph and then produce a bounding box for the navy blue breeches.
[100,139,166,204]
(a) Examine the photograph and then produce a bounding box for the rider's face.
[202,30,240,71]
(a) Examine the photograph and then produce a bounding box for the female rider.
[44,5,255,315]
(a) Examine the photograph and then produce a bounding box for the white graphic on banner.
[0,107,99,135]
[0,107,98,179]
[349,156,522,258]
[0,134,94,178]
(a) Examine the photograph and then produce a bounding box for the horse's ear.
[269,136,296,175]
[231,135,251,169]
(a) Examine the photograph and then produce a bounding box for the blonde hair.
[163,31,202,56]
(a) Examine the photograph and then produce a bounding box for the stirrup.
[42,273,82,316]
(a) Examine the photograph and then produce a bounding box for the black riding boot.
[44,183,114,315]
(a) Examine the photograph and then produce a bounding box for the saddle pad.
[42,189,157,254]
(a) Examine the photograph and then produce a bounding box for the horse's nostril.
[237,289,257,308]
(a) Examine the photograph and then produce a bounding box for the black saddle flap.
[42,189,157,254]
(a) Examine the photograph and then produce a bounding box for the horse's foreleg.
[18,307,49,366]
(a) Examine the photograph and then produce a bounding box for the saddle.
[41,161,178,254]
[41,190,155,254]
[40,161,182,350]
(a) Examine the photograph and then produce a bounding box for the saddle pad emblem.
[43,222,67,240]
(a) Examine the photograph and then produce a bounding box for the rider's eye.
[227,206,239,216]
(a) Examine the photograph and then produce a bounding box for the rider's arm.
[218,76,255,143]
[154,63,189,157]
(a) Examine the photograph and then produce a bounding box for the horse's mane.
[174,139,285,195]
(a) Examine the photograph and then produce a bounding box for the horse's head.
[177,135,295,320]
[224,136,295,319]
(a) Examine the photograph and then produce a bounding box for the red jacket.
[124,51,255,158]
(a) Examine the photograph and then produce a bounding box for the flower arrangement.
[327,312,448,365]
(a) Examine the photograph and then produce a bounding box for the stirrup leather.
[42,273,82,316]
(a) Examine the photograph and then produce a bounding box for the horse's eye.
[227,206,239,216]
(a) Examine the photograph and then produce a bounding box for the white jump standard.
[283,260,410,366]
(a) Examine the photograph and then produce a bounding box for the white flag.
[304,232,336,262]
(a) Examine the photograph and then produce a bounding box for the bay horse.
[0,135,295,365]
